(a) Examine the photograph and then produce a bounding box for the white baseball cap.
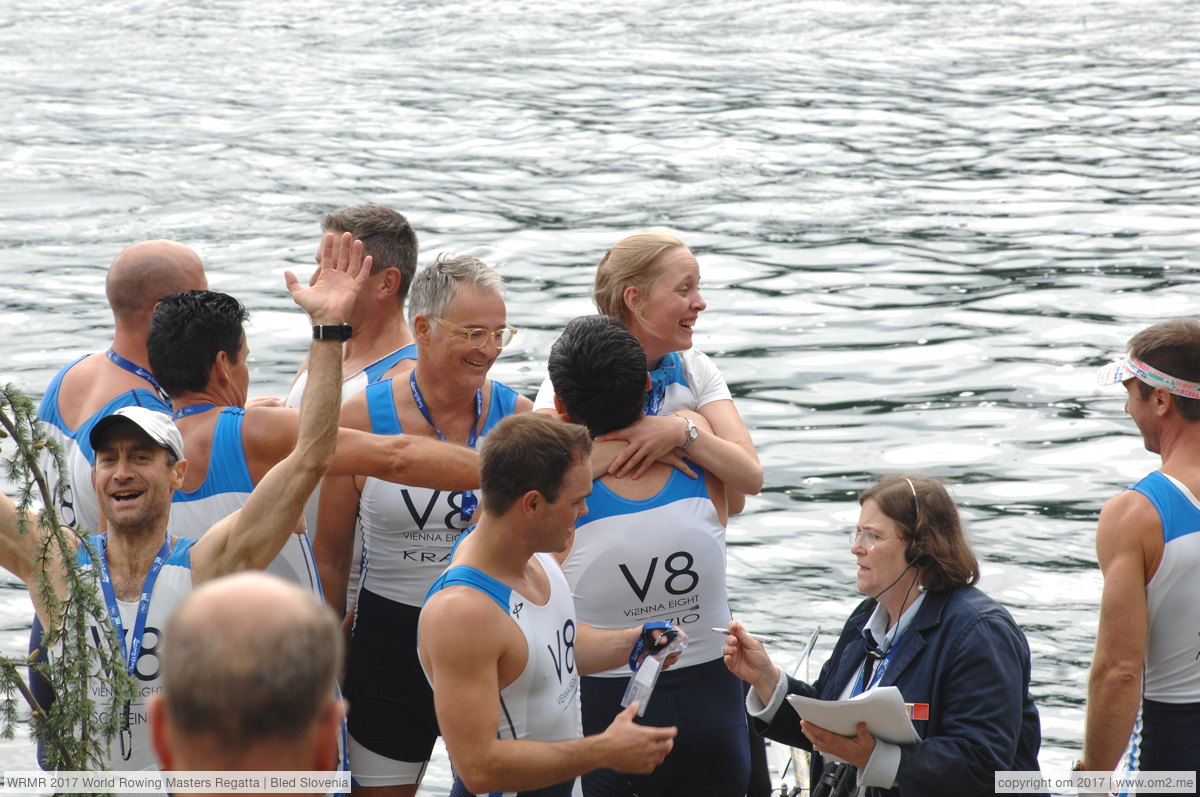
[90,406,185,461]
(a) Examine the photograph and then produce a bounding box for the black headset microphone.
[869,553,926,602]
[871,476,931,603]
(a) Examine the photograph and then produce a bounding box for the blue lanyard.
[172,403,217,420]
[409,372,481,521]
[851,627,910,697]
[95,532,173,676]
[106,348,171,406]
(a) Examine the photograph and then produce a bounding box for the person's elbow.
[726,463,763,496]
[1091,653,1142,695]
[450,752,501,795]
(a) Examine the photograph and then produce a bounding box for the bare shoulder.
[1097,488,1158,543]
[421,583,512,658]
[1096,487,1162,580]
[241,404,301,457]
[338,389,371,431]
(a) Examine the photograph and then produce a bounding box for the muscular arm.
[192,233,366,581]
[419,589,674,794]
[1082,490,1156,773]
[243,408,481,491]
[575,623,640,676]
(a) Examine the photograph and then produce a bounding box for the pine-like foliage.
[0,384,135,774]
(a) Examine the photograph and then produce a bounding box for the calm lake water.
[2,0,1199,793]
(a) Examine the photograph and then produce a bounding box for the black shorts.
[343,588,438,768]
[1140,698,1200,773]
[580,657,750,797]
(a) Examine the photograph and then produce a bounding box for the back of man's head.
[148,290,248,398]
[106,240,207,323]
[322,205,418,296]
[158,573,342,750]
[1129,319,1200,420]
[479,414,591,516]
[548,315,647,436]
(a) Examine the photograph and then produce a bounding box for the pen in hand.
[711,627,779,644]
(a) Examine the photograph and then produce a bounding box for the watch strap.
[312,324,353,341]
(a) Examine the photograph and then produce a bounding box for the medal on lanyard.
[410,372,482,521]
[95,532,173,760]
[106,348,172,407]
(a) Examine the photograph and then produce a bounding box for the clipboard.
[786,686,921,746]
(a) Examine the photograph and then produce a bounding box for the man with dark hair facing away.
[145,243,478,592]
[548,314,748,797]
[0,234,367,772]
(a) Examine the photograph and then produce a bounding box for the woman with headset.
[721,475,1045,797]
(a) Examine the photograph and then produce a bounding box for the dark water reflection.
[2,0,1200,790]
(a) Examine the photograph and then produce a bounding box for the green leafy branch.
[0,384,135,773]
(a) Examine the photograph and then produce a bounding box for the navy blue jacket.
[755,587,1044,797]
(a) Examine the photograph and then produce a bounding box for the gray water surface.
[3,0,1199,792]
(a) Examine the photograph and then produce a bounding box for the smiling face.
[418,281,508,392]
[852,498,915,601]
[626,247,706,364]
[92,423,185,536]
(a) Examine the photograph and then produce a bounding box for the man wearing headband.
[1083,319,1200,780]
[0,233,367,773]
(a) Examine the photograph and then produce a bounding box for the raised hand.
[284,231,372,325]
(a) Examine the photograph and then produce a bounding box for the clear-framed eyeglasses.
[431,317,518,350]
[849,528,893,551]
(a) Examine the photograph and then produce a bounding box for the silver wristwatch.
[678,415,699,450]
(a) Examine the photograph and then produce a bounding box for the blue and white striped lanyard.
[106,348,171,406]
[409,372,481,521]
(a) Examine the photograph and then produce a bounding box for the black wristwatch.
[312,324,353,341]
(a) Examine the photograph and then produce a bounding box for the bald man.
[149,572,345,786]
[31,241,207,762]
[38,240,208,534]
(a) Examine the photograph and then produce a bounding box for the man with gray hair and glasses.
[1082,319,1200,785]
[315,253,530,797]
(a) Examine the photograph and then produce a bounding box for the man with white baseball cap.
[1081,319,1200,784]
[0,231,370,774]
[90,406,186,462]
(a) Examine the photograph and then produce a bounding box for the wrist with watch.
[312,324,352,341]
[675,414,699,450]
